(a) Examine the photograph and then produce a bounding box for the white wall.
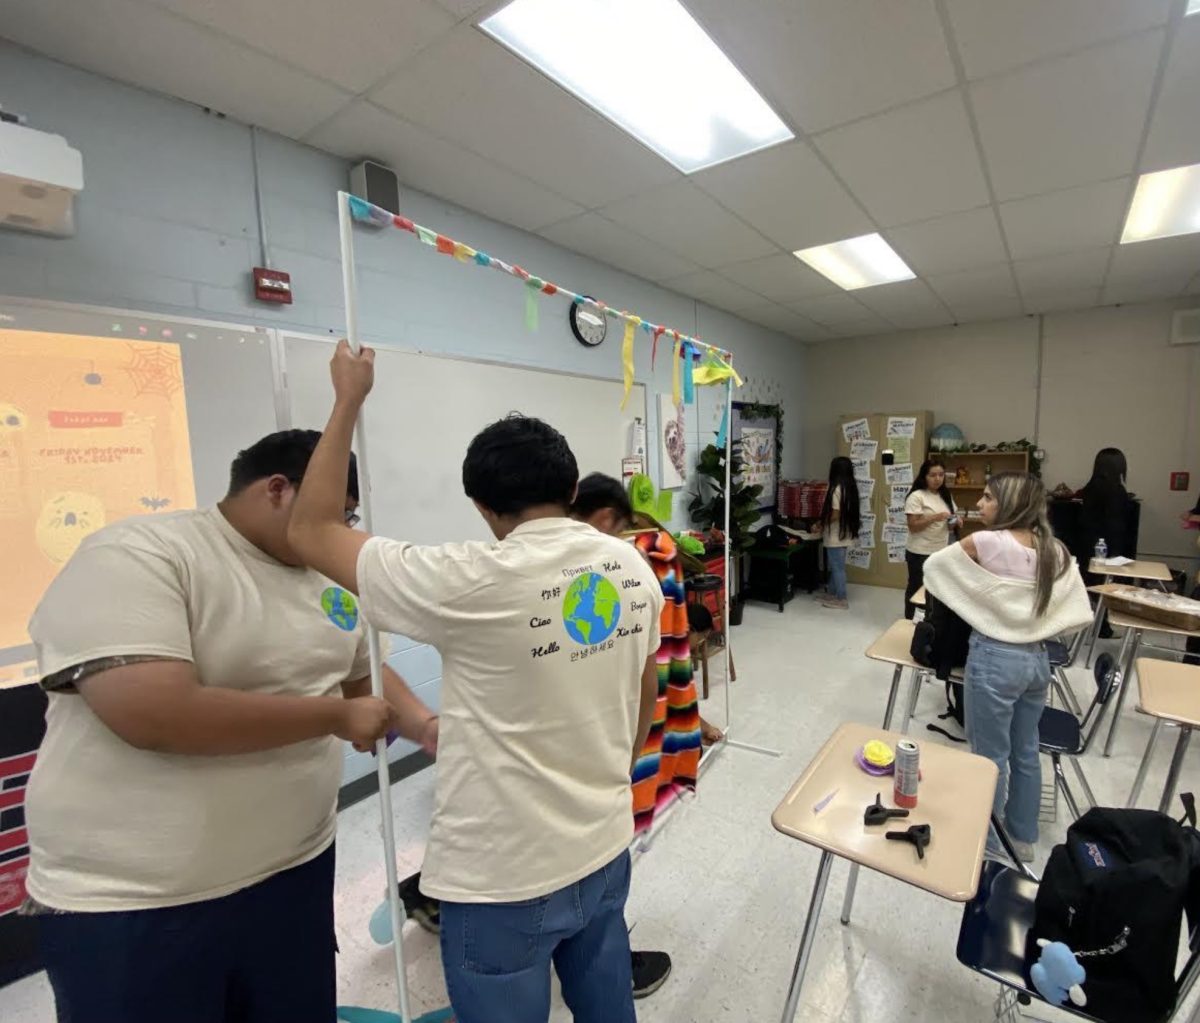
[804,302,1200,573]
[0,41,808,782]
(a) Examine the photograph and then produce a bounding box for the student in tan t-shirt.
[903,456,960,620]
[288,341,661,1023]
[24,430,439,1023]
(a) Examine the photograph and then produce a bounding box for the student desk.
[1080,559,1173,668]
[912,585,926,608]
[1101,608,1200,757]
[772,722,997,1023]
[1126,659,1200,813]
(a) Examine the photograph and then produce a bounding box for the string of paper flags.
[346,195,743,410]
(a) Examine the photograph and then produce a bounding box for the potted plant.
[689,443,763,625]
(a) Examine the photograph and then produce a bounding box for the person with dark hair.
[288,342,662,1023]
[1181,490,1200,667]
[1079,447,1132,638]
[24,428,438,1023]
[818,456,861,610]
[903,456,959,620]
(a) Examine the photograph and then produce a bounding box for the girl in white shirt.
[818,456,861,610]
[903,457,959,619]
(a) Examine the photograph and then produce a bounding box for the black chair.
[1038,654,1118,821]
[1045,638,1082,716]
[958,858,1200,1022]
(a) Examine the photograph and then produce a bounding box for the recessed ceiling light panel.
[793,233,917,291]
[480,0,794,173]
[1121,163,1200,244]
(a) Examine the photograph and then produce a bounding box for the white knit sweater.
[923,541,1093,644]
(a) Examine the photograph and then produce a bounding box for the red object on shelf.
[253,267,293,304]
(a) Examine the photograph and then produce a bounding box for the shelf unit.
[944,450,1030,531]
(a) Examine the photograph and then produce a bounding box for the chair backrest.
[1077,653,1119,752]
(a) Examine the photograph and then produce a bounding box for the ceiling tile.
[2,0,352,138]
[1106,234,1200,289]
[851,279,956,329]
[1022,288,1102,314]
[146,0,456,93]
[687,0,956,133]
[998,178,1132,260]
[1014,248,1110,296]
[737,303,821,339]
[434,0,501,18]
[660,271,766,313]
[369,26,680,209]
[307,101,583,232]
[691,143,872,251]
[814,91,990,226]
[537,214,701,283]
[971,31,1162,200]
[1101,279,1187,305]
[944,0,1172,81]
[788,293,891,332]
[716,254,839,302]
[1141,18,1200,172]
[926,264,1019,318]
[598,181,777,268]
[885,207,1007,276]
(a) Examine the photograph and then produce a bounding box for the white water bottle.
[1095,538,1108,560]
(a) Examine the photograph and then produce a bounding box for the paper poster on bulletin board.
[0,330,196,688]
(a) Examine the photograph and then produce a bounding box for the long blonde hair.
[984,472,1069,616]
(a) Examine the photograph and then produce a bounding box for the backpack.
[1026,801,1200,1023]
[909,591,971,742]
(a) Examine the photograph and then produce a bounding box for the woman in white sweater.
[924,472,1092,860]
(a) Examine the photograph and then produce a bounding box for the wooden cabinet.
[835,411,933,589]
[943,450,1030,532]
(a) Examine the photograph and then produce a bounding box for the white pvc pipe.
[337,191,413,1023]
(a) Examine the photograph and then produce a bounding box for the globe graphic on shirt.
[321,586,359,631]
[562,573,621,646]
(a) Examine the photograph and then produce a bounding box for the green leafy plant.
[937,438,1042,478]
[689,443,763,552]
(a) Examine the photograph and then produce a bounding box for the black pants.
[905,551,928,620]
[1187,584,1200,667]
[39,845,336,1023]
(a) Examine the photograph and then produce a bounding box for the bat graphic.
[139,496,171,511]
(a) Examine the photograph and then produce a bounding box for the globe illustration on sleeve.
[562,573,622,645]
[321,587,359,631]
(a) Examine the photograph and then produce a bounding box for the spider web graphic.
[125,343,183,397]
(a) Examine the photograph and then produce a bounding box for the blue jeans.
[964,633,1050,848]
[826,546,848,599]
[439,850,636,1023]
[38,845,336,1023]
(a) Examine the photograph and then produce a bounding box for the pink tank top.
[974,529,1037,581]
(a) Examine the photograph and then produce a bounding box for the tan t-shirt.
[25,508,371,911]
[356,517,663,903]
[905,489,953,555]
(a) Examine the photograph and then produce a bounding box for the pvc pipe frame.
[338,192,413,1023]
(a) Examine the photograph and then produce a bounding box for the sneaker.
[631,949,672,999]
[397,872,441,935]
[820,598,849,610]
[1013,840,1036,863]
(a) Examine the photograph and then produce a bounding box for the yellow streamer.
[621,316,640,409]
[453,242,477,263]
[671,335,682,406]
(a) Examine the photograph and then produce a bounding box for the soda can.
[893,739,919,809]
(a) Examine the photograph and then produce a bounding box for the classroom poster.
[847,547,872,570]
[841,417,870,442]
[887,508,908,527]
[889,483,909,508]
[851,457,872,481]
[740,425,776,501]
[658,394,687,490]
[850,439,878,461]
[0,329,196,689]
[886,463,914,485]
[887,544,907,564]
[857,478,875,502]
[882,523,909,546]
[887,436,912,465]
[859,512,876,540]
[886,416,917,438]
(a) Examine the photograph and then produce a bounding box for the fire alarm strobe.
[253,267,293,304]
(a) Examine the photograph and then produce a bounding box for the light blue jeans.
[964,632,1050,848]
[826,545,848,600]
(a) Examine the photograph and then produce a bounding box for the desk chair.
[957,859,1200,1023]
[1045,638,1082,716]
[1037,655,1118,821]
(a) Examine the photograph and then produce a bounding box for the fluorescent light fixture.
[480,0,793,173]
[1188,0,1200,15]
[793,233,916,291]
[1121,163,1200,244]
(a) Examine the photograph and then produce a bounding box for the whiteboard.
[282,334,648,545]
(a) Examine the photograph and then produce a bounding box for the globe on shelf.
[930,422,966,452]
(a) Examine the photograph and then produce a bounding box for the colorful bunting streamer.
[682,341,695,405]
[621,316,640,409]
[716,394,730,449]
[345,194,741,396]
